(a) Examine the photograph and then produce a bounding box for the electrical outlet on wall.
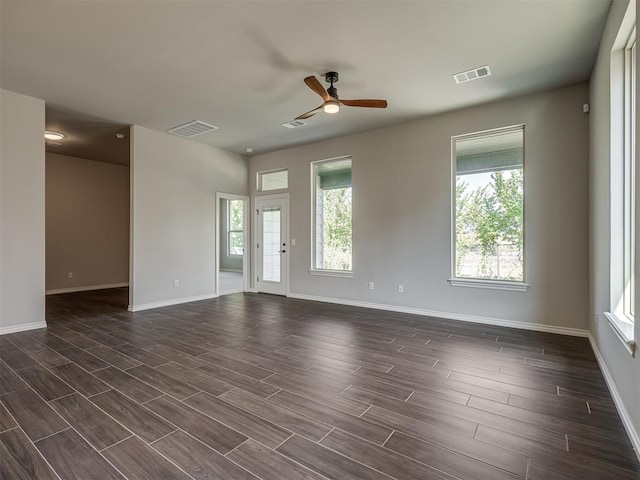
[398,284,404,293]
[368,282,374,290]
[173,280,179,288]
[67,272,73,279]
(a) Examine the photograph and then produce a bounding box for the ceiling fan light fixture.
[323,101,340,114]
[44,131,65,141]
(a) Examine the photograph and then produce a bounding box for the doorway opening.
[216,193,249,295]
[44,106,131,310]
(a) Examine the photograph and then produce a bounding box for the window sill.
[309,269,353,278]
[604,312,636,357]
[448,278,529,292]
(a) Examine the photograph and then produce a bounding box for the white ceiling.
[1,0,611,158]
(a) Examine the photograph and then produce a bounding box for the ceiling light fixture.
[44,131,65,141]
[323,100,340,114]
[246,147,253,153]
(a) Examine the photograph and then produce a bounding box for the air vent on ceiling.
[167,120,219,138]
[281,120,307,129]
[453,65,491,84]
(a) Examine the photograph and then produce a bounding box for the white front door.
[255,195,289,295]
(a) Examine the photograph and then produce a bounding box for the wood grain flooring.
[0,287,637,480]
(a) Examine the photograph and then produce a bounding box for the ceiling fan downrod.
[325,71,339,99]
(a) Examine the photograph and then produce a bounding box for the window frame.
[606,23,637,357]
[310,155,353,278]
[227,199,244,257]
[257,168,288,192]
[449,124,528,292]
[622,30,636,322]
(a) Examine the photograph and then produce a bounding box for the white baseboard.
[128,293,218,312]
[287,292,589,337]
[0,321,47,335]
[46,282,129,295]
[588,334,640,462]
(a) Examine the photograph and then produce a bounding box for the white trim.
[588,333,640,462]
[603,312,636,356]
[46,282,129,295]
[0,321,48,335]
[448,278,529,292]
[309,269,353,278]
[128,125,135,311]
[128,293,217,312]
[287,292,588,337]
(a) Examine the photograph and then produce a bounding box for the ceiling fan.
[295,71,387,120]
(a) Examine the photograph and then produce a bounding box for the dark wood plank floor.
[0,288,638,480]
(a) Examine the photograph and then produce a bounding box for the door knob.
[280,250,286,253]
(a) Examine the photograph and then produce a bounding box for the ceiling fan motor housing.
[325,71,339,84]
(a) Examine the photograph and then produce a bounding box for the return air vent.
[453,65,491,84]
[167,120,219,138]
[281,120,307,129]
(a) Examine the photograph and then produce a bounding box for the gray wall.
[130,126,248,309]
[46,153,129,292]
[589,0,639,452]
[251,83,590,333]
[219,198,243,271]
[0,89,46,333]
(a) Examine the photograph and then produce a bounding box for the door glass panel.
[262,207,281,282]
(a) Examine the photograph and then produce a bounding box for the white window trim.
[310,155,353,274]
[450,124,526,289]
[607,12,636,356]
[622,31,636,321]
[448,277,529,292]
[309,268,353,278]
[604,312,636,357]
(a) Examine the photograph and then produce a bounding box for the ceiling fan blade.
[295,104,324,120]
[340,99,388,108]
[304,76,331,102]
